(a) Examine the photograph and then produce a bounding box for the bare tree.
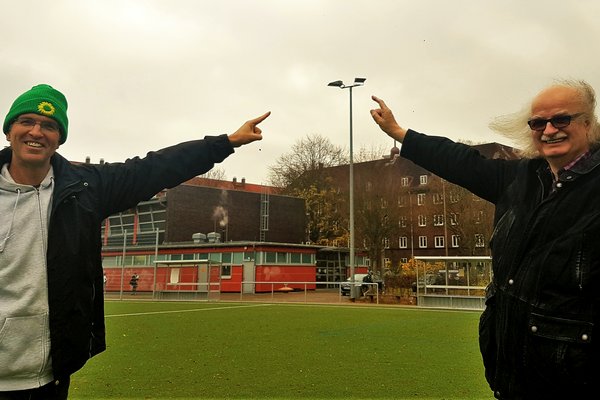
[267,134,349,245]
[352,162,402,276]
[354,190,393,275]
[267,134,347,191]
[354,143,389,162]
[200,167,227,181]
[299,182,347,245]
[444,184,494,256]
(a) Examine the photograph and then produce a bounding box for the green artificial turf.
[69,301,491,399]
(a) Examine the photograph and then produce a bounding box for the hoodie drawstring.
[0,187,21,253]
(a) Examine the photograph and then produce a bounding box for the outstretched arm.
[228,111,271,147]
[96,111,270,217]
[370,96,407,142]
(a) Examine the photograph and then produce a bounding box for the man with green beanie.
[0,84,270,399]
[3,84,69,144]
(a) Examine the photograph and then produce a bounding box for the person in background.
[370,79,599,399]
[129,272,139,294]
[0,84,269,399]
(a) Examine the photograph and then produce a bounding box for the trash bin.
[351,285,362,299]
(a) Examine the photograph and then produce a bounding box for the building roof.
[182,177,281,195]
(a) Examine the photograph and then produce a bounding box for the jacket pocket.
[525,312,593,385]
[0,314,50,380]
[532,230,600,309]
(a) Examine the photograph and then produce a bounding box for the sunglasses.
[527,113,583,131]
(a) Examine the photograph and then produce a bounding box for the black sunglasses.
[527,113,583,131]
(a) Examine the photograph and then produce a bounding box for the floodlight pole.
[328,78,366,301]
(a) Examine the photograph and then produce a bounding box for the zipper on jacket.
[31,186,53,381]
[574,236,586,291]
[575,250,583,291]
[35,187,49,255]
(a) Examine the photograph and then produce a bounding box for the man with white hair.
[370,79,599,399]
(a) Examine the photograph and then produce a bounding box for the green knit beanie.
[3,84,69,144]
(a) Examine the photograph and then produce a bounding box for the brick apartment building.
[320,141,520,272]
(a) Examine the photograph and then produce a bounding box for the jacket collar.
[532,145,600,183]
[567,145,600,175]
[0,146,80,195]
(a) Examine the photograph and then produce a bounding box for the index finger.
[250,111,271,126]
[371,95,388,110]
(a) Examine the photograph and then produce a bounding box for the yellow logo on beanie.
[37,101,56,116]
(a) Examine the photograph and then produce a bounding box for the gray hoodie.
[0,164,55,390]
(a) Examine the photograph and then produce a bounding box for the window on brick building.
[474,210,484,224]
[451,235,460,248]
[449,213,458,225]
[399,236,408,248]
[399,216,407,228]
[434,236,445,248]
[398,195,408,207]
[475,234,485,248]
[383,237,390,248]
[449,192,460,203]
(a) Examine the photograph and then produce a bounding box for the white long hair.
[489,79,600,158]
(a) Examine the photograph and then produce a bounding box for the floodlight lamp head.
[354,78,366,85]
[328,80,344,88]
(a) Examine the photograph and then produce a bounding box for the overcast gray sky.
[1,0,599,184]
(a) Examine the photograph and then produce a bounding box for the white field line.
[269,302,482,315]
[105,303,270,318]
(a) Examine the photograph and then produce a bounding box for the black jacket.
[0,135,233,378]
[401,130,598,399]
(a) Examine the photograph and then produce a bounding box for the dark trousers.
[0,377,69,400]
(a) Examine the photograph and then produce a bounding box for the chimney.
[99,158,105,165]
[241,177,246,185]
[85,156,90,164]
[233,177,237,183]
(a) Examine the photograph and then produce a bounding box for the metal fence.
[104,280,382,304]
[414,256,492,310]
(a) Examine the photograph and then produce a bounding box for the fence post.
[119,230,127,300]
[152,228,159,299]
